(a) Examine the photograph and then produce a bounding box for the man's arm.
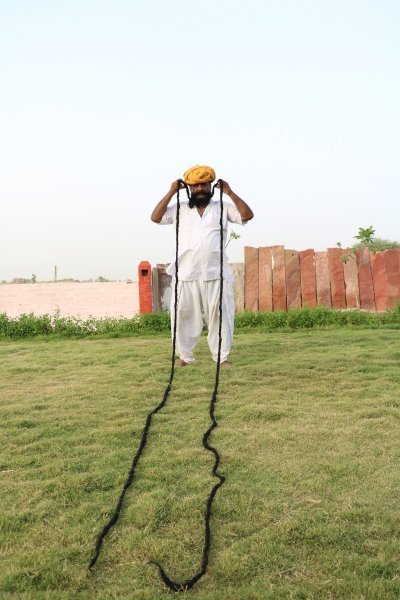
[215,180,254,221]
[150,180,185,223]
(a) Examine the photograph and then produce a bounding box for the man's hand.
[169,179,186,195]
[151,179,186,223]
[215,179,254,221]
[215,179,232,196]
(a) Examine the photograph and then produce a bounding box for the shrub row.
[235,305,400,329]
[0,312,171,338]
[0,306,399,338]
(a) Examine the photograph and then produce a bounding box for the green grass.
[1,330,399,599]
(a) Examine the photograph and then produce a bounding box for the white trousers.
[171,279,235,363]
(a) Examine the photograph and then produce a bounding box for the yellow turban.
[183,165,216,185]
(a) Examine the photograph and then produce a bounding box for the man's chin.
[190,193,212,207]
[190,199,210,209]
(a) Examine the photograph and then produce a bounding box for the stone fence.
[244,246,400,312]
[4,247,398,320]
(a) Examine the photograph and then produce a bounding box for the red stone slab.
[285,250,301,309]
[299,249,317,308]
[342,251,360,309]
[315,252,332,307]
[384,249,400,308]
[370,252,389,311]
[272,245,286,311]
[327,248,346,309]
[356,248,376,311]
[244,246,259,312]
[258,247,273,312]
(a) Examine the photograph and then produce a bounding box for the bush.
[137,312,170,332]
[352,238,400,252]
[0,306,399,339]
[235,305,400,331]
[0,313,53,337]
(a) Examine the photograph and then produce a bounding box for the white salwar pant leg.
[203,279,235,363]
[171,280,204,363]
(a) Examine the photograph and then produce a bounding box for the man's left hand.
[215,179,254,221]
[215,179,232,196]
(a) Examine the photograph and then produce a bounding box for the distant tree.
[352,237,400,252]
[31,274,37,283]
[353,226,375,246]
[337,226,400,256]
[59,278,80,282]
[96,276,110,282]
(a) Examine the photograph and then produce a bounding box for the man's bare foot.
[221,360,232,368]
[178,359,188,367]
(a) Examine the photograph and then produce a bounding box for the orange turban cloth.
[183,165,216,185]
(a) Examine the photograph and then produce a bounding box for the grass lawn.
[1,329,399,599]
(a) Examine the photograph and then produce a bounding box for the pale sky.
[1,0,399,281]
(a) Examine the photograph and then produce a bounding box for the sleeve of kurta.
[159,204,176,225]
[225,202,247,225]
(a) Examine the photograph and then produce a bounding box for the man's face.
[189,182,212,207]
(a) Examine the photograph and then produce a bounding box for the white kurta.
[160,200,245,281]
[159,200,245,363]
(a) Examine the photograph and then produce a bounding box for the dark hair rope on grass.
[88,180,226,592]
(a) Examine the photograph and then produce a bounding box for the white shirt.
[159,200,246,281]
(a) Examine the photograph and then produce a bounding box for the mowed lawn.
[1,329,399,600]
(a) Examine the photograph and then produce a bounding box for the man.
[151,165,254,367]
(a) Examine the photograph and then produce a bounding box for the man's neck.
[197,205,207,217]
[192,198,211,217]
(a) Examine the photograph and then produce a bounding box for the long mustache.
[189,190,213,208]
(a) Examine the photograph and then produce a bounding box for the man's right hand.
[151,179,185,223]
[169,180,186,195]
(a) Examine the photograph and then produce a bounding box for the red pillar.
[138,261,152,314]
